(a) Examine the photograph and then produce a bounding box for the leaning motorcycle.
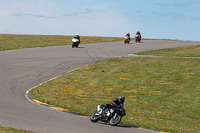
[90,104,126,126]
[72,38,80,48]
[135,34,141,43]
[124,36,130,44]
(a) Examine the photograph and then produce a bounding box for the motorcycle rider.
[90,96,126,125]
[126,32,130,38]
[74,33,81,43]
[136,30,142,38]
[136,30,141,35]
[104,96,125,112]
[125,32,130,41]
[135,30,142,41]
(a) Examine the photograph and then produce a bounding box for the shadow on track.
[72,47,85,48]
[95,121,139,129]
[62,109,138,129]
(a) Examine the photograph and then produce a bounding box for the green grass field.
[137,45,200,57]
[29,45,200,133]
[0,34,122,51]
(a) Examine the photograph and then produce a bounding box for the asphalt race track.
[0,40,199,133]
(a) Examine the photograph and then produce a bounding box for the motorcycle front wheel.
[110,114,122,126]
[90,111,100,122]
[72,43,75,48]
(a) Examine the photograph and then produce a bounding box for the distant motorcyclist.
[124,33,130,44]
[104,96,125,112]
[136,30,142,38]
[125,32,130,41]
[72,33,81,48]
[74,33,80,43]
[126,32,130,38]
[135,30,142,43]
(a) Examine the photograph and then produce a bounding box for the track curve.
[0,40,199,133]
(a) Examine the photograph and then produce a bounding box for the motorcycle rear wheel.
[110,114,122,126]
[90,111,100,122]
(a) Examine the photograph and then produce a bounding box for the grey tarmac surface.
[0,40,199,133]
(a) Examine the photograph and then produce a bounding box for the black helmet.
[119,96,125,103]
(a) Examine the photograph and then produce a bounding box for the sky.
[0,0,200,41]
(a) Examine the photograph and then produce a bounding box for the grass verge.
[29,45,200,133]
[0,34,122,51]
[0,126,37,133]
[137,45,200,57]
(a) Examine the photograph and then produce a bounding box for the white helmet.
[76,33,79,36]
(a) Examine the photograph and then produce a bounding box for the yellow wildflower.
[120,77,129,80]
[106,88,114,91]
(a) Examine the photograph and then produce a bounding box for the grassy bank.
[0,126,37,133]
[29,45,200,133]
[0,34,122,51]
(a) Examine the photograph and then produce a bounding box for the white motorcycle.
[72,38,80,48]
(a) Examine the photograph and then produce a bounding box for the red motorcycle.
[135,34,141,43]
